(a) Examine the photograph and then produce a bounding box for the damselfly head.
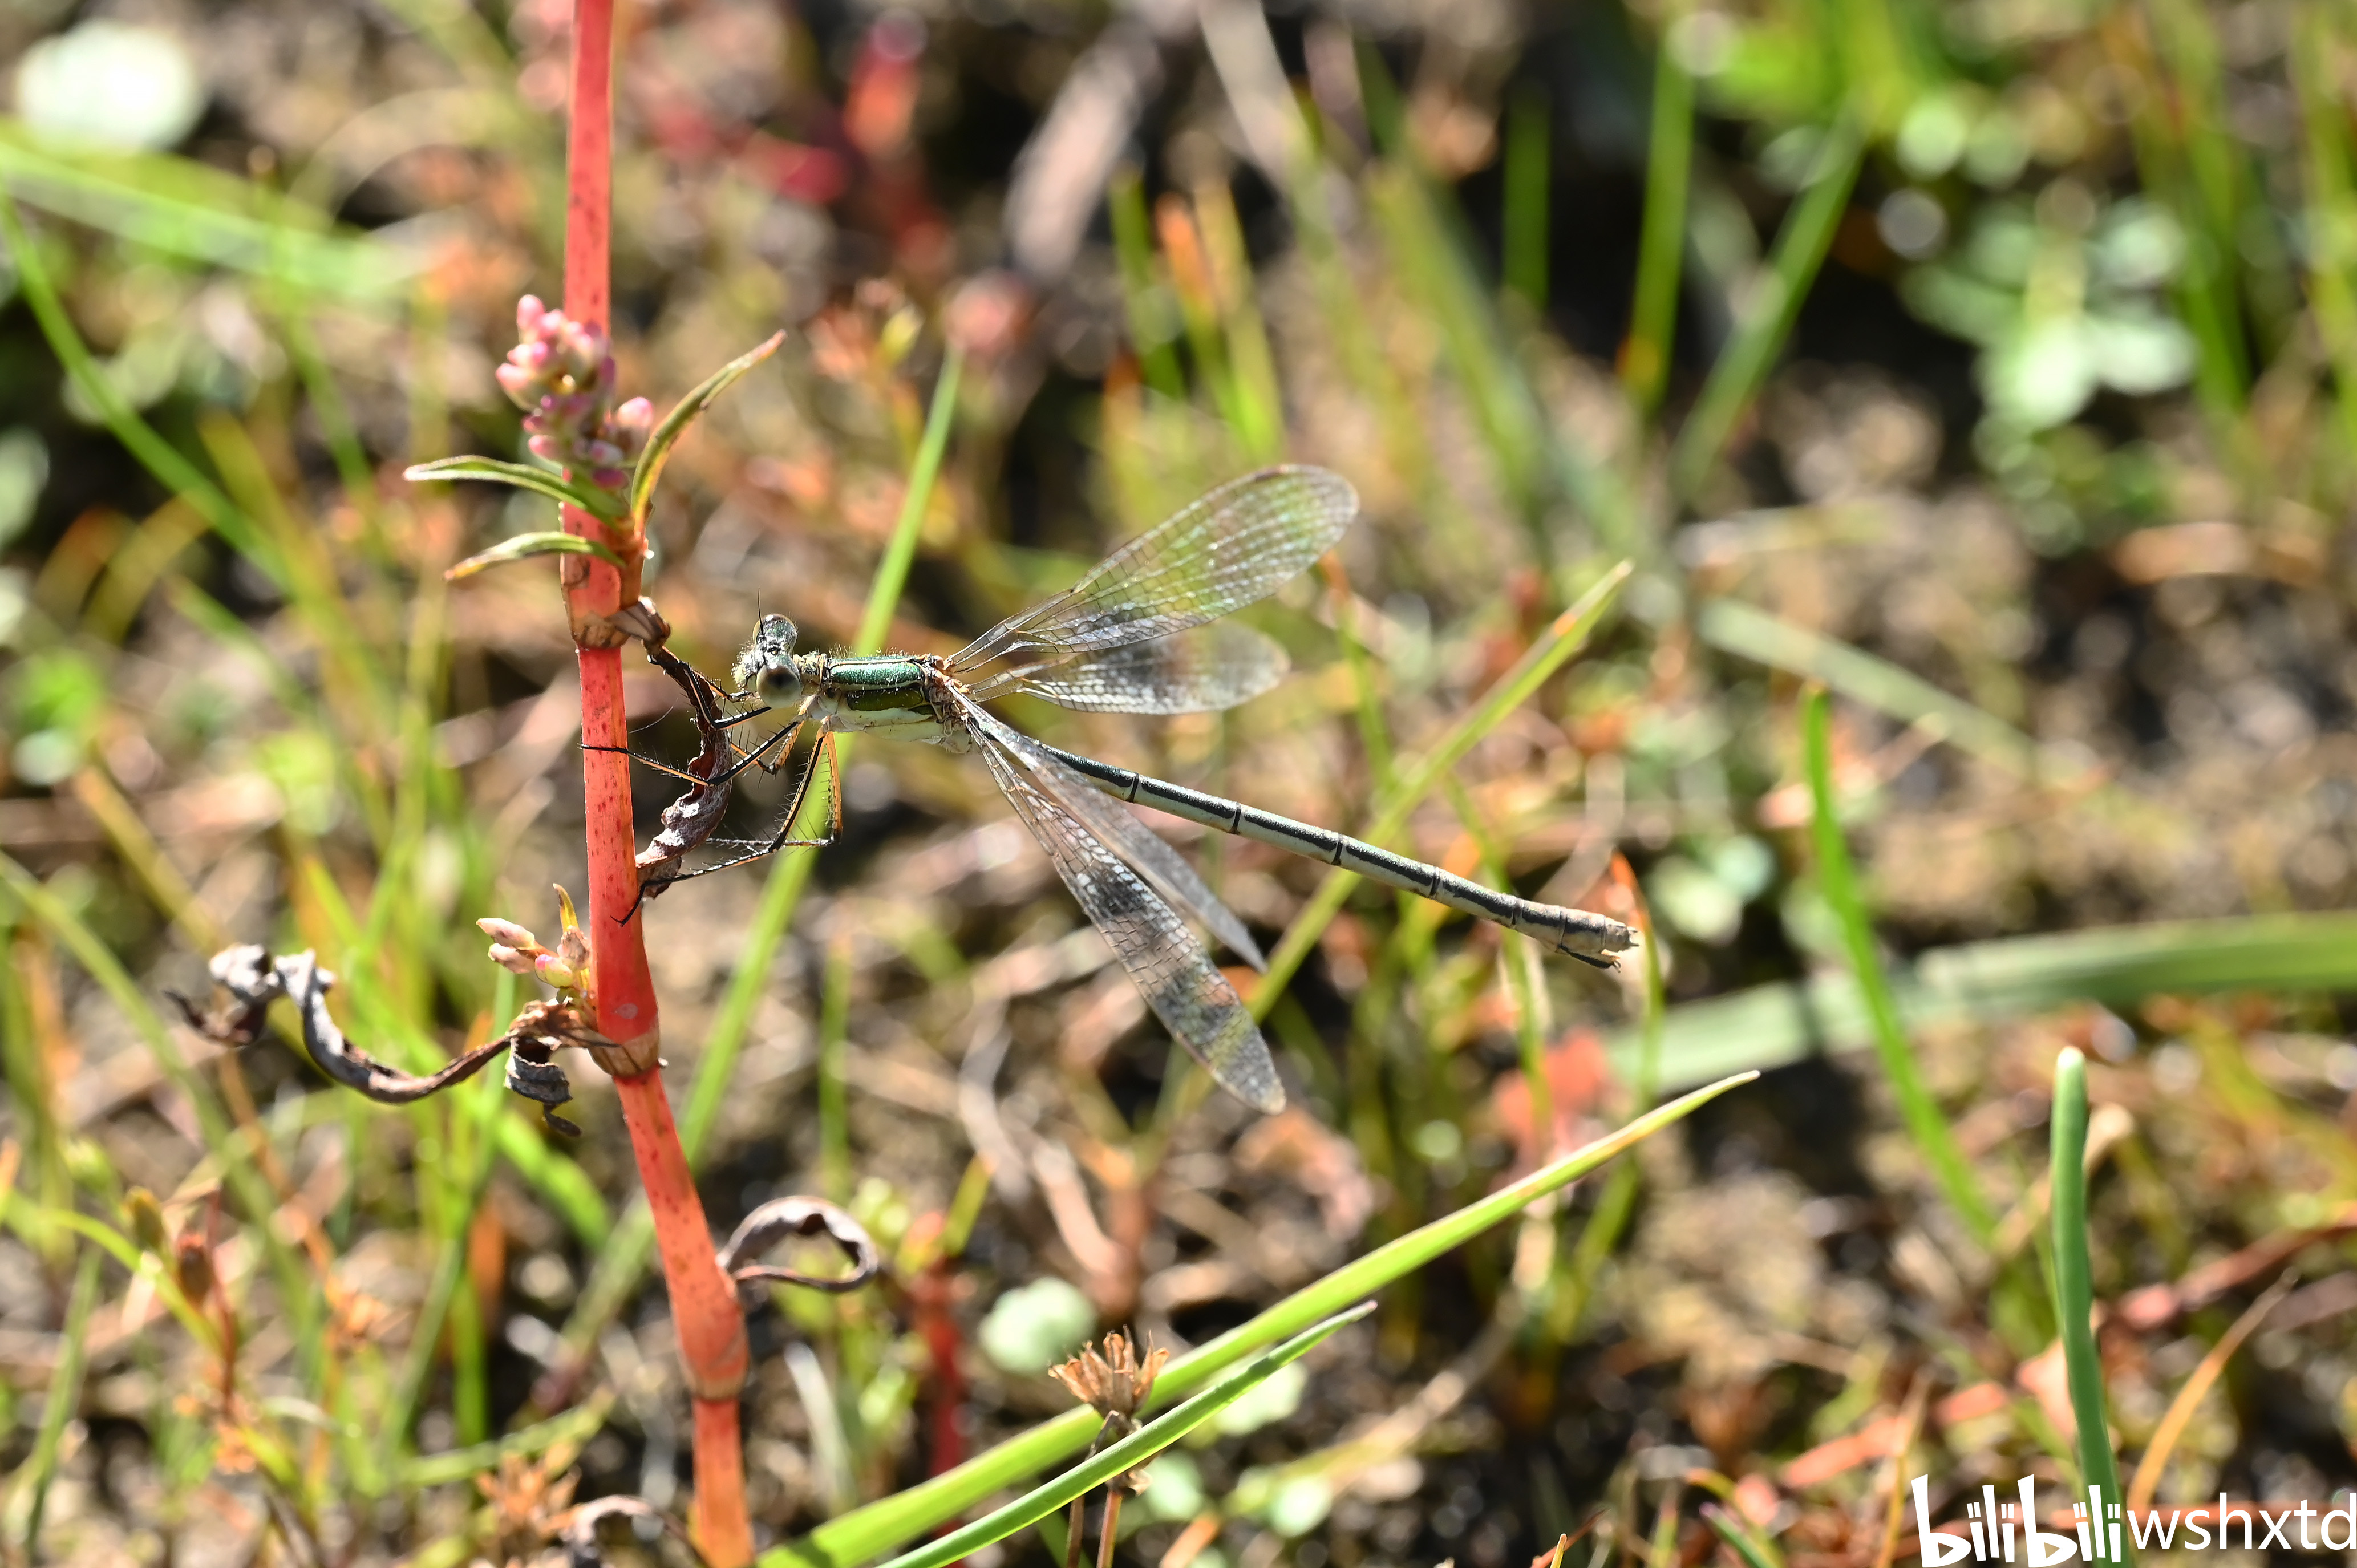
[734,613,804,706]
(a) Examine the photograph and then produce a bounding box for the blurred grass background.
[2,0,2357,1562]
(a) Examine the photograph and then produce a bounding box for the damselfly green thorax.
[638,465,1634,1114]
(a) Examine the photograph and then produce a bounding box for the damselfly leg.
[635,726,845,897]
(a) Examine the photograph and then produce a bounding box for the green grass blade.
[1503,88,1550,312]
[1253,563,1629,1011]
[773,1069,1756,1568]
[1703,1505,1782,1568]
[1804,688,1994,1242]
[0,853,318,1358]
[1194,182,1285,463]
[1669,119,1862,502]
[492,1113,609,1245]
[1696,597,2046,778]
[1356,124,1641,558]
[0,130,408,299]
[399,1392,616,1489]
[35,1212,216,1349]
[378,1068,507,1481]
[873,1305,1375,1568]
[2112,9,2249,437]
[2292,6,2357,460]
[627,330,787,525]
[1109,167,1188,402]
[857,349,961,654]
[1365,163,1548,524]
[1623,37,1694,420]
[8,1243,99,1554]
[2050,1047,2131,1559]
[1609,910,2357,1091]
[0,189,280,585]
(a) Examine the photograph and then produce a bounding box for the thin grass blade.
[1612,910,2357,1092]
[872,1304,1375,1568]
[1805,688,1994,1242]
[771,1069,1755,1567]
[2051,1047,2130,1555]
[1669,118,1862,501]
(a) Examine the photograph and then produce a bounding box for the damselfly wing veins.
[641,465,1634,1113]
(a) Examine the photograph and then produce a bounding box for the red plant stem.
[564,3,752,1563]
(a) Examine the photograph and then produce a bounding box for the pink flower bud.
[495,362,537,407]
[488,943,538,975]
[478,917,538,947]
[516,294,548,335]
[535,951,578,989]
[609,396,653,447]
[527,433,564,464]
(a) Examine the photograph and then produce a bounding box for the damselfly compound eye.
[734,613,802,699]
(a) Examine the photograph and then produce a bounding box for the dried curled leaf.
[557,1496,706,1568]
[168,945,604,1135]
[716,1196,882,1298]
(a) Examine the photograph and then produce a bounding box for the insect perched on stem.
[584,608,784,917]
[637,466,1633,1112]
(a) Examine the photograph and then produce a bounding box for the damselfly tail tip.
[1555,915,1638,969]
[1241,1080,1287,1115]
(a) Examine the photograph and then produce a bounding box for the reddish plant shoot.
[557,1,754,1560]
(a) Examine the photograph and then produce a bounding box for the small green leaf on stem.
[404,455,625,522]
[629,330,788,525]
[444,530,629,582]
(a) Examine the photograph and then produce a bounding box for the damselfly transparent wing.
[949,696,1282,1113]
[963,622,1289,714]
[949,466,1356,676]
[947,685,1265,969]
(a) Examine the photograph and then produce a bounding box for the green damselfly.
[645,466,1633,1112]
